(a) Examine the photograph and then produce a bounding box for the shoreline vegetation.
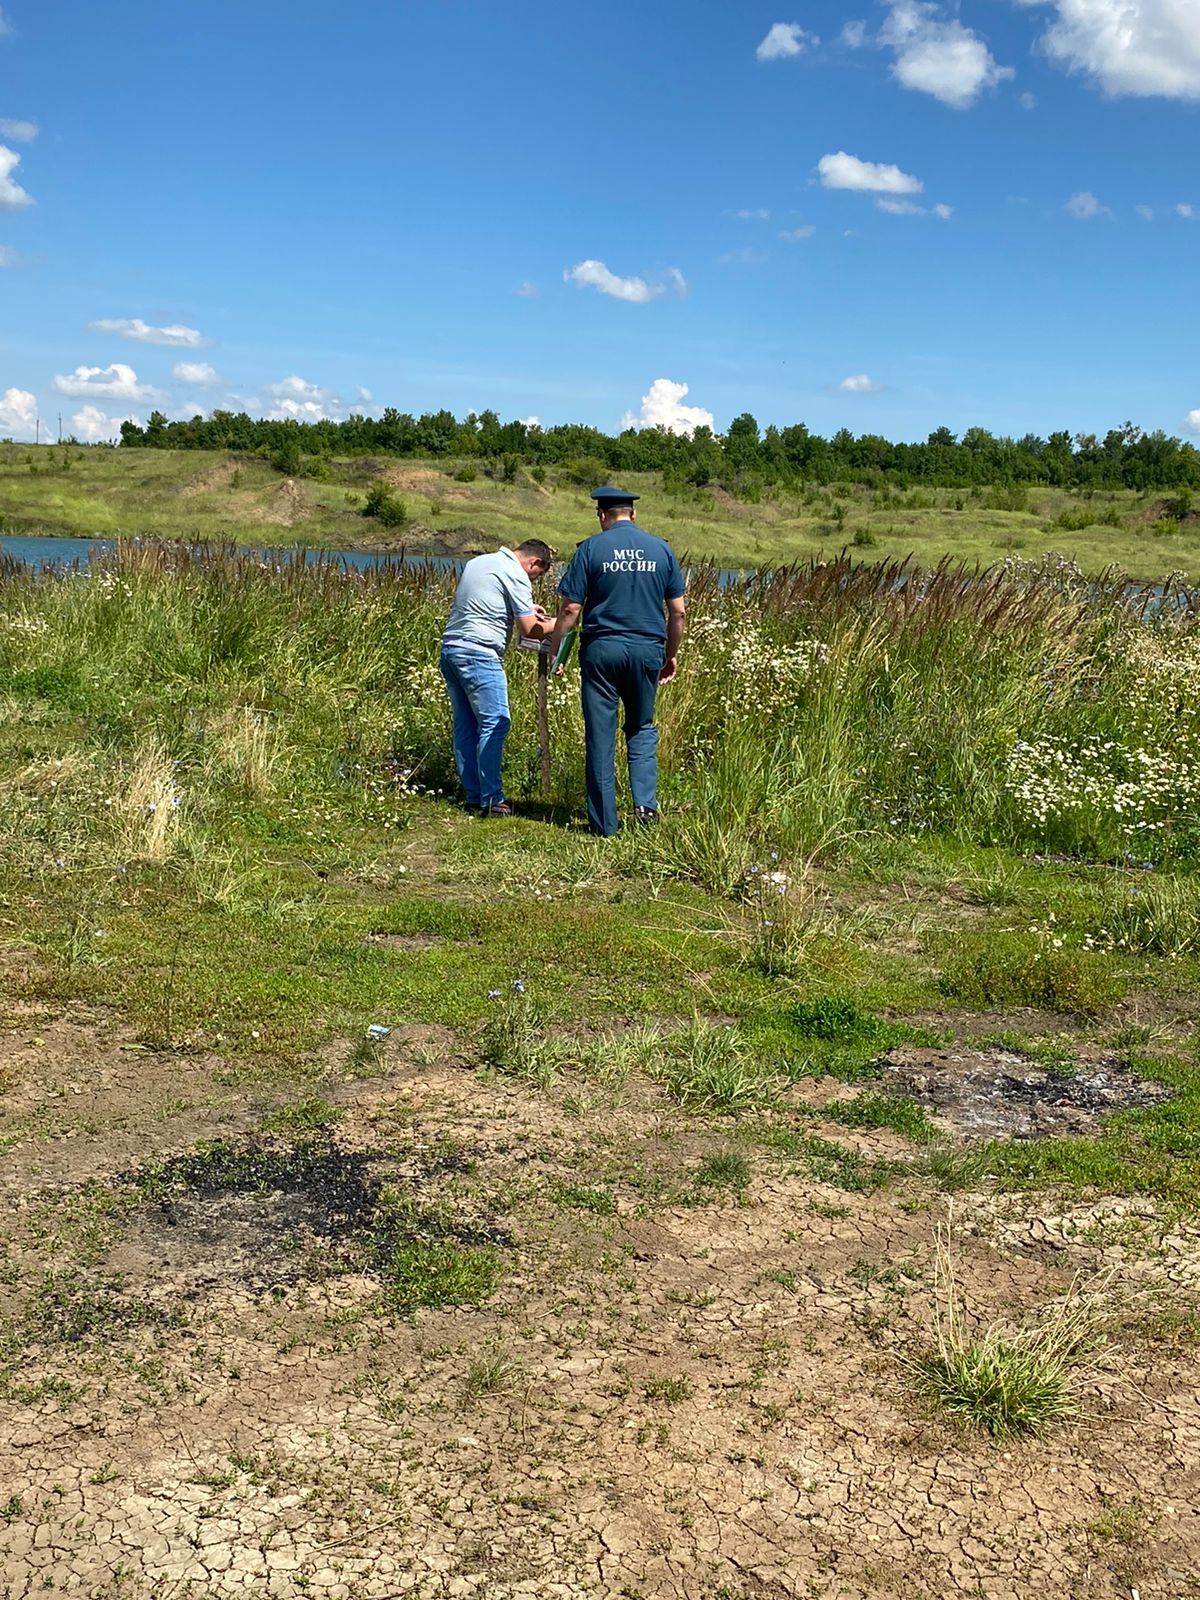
[3,440,1200,578]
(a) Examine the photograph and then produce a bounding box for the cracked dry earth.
[2,1012,1199,1599]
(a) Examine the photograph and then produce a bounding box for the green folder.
[552,630,577,671]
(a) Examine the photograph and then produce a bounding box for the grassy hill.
[3,441,1199,576]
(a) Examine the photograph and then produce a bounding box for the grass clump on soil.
[910,1229,1108,1439]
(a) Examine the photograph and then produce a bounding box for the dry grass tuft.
[908,1221,1111,1438]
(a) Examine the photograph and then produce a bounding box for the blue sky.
[0,0,1197,444]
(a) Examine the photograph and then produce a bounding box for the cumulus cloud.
[1184,409,1200,435]
[563,259,686,303]
[171,361,219,386]
[263,375,350,422]
[881,0,1013,108]
[818,151,923,194]
[52,363,160,402]
[841,19,868,47]
[519,416,540,429]
[1178,202,1196,219]
[837,374,885,393]
[0,118,36,141]
[88,317,209,348]
[1020,90,1038,108]
[0,144,32,208]
[756,22,818,61]
[1017,0,1200,101]
[619,378,714,437]
[70,404,138,442]
[779,224,816,240]
[514,281,541,297]
[0,385,37,436]
[1066,189,1111,218]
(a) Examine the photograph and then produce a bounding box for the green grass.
[2,538,1200,1225]
[4,442,1199,577]
[911,1234,1108,1438]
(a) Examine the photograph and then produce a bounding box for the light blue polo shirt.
[442,548,535,656]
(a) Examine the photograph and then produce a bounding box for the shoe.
[482,801,514,818]
[633,807,659,826]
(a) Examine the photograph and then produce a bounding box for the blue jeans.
[440,644,511,809]
[579,636,664,837]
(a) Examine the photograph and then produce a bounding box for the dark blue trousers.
[579,635,664,837]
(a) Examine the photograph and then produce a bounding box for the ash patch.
[881,1046,1171,1141]
[107,1135,507,1294]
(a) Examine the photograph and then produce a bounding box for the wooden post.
[537,647,552,799]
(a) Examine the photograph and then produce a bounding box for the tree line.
[116,408,1200,491]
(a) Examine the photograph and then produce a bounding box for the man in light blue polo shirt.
[440,540,554,815]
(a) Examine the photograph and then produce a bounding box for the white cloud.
[0,385,36,437]
[1066,189,1111,218]
[0,9,12,37]
[0,243,18,264]
[0,118,36,142]
[514,280,541,297]
[52,363,160,402]
[1183,409,1200,435]
[356,386,373,403]
[756,22,818,61]
[70,404,138,442]
[0,144,32,209]
[818,151,923,194]
[619,378,714,437]
[838,374,885,393]
[734,208,771,220]
[718,246,768,265]
[171,361,219,386]
[519,416,540,429]
[1018,0,1200,101]
[1136,204,1155,220]
[1178,202,1196,219]
[88,317,209,348]
[841,19,868,47]
[563,259,686,303]
[779,224,816,240]
[1020,90,1038,108]
[263,374,348,422]
[881,1,1013,108]
[875,196,953,217]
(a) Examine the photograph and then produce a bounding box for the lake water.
[0,534,432,573]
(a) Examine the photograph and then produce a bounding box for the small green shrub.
[362,482,409,527]
[852,527,877,548]
[453,464,478,483]
[1097,876,1200,956]
[790,995,884,1044]
[693,1151,752,1189]
[378,1240,499,1312]
[643,1375,694,1404]
[827,1092,936,1142]
[656,1022,778,1113]
[939,934,1125,1015]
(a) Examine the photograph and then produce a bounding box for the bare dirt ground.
[2,1009,1199,1600]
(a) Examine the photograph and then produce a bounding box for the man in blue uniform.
[546,486,686,837]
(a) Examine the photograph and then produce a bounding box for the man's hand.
[659,655,678,684]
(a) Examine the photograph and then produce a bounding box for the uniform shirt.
[442,547,535,656]
[556,523,684,643]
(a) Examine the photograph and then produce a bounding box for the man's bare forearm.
[666,611,685,660]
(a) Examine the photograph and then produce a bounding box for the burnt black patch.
[882,1047,1172,1141]
[98,1135,510,1296]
